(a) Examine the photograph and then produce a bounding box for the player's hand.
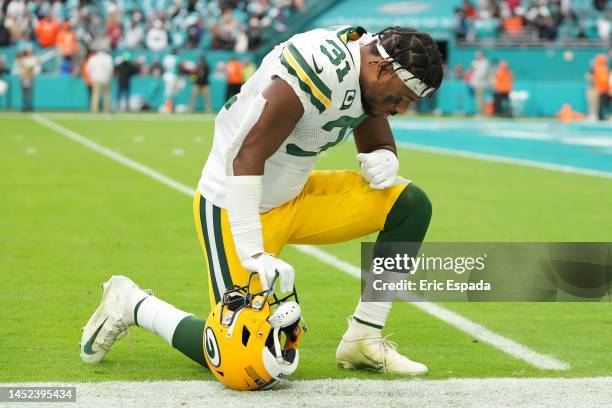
[241,253,295,293]
[357,149,399,189]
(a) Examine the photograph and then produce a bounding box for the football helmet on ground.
[204,272,306,391]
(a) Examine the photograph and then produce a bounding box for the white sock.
[352,301,391,332]
[124,287,150,326]
[135,296,192,345]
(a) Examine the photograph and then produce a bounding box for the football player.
[81,25,443,376]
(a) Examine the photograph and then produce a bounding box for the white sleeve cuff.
[225,175,264,260]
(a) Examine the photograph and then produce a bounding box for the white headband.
[375,39,436,98]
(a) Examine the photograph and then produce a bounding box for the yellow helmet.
[203,272,306,391]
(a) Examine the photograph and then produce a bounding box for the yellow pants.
[194,170,408,308]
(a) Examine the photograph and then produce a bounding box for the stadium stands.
[0,0,312,110]
[0,0,307,50]
[454,0,611,44]
[0,0,609,117]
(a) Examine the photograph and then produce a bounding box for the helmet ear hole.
[241,326,251,347]
[265,329,276,353]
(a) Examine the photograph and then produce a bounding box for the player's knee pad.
[384,184,432,232]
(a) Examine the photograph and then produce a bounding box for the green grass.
[1,113,611,382]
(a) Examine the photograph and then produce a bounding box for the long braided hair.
[370,27,444,95]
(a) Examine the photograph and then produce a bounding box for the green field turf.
[1,113,611,383]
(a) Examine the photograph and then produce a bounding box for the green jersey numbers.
[335,61,351,83]
[279,26,367,158]
[319,26,366,83]
[319,114,367,152]
[286,143,317,157]
[320,40,351,83]
[320,40,345,65]
[286,113,368,157]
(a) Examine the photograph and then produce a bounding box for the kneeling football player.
[81,25,443,376]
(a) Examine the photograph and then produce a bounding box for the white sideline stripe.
[294,245,569,371]
[397,141,612,180]
[32,115,194,196]
[410,302,571,370]
[14,112,218,121]
[6,378,612,407]
[32,115,570,371]
[294,244,362,278]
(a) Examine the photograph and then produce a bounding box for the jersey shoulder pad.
[278,26,366,114]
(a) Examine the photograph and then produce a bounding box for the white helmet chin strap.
[272,327,284,361]
[374,39,436,98]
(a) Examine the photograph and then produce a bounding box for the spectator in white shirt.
[6,0,26,19]
[124,20,144,49]
[16,46,39,112]
[469,51,490,116]
[146,19,168,52]
[87,49,113,113]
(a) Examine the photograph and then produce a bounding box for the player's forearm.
[227,128,269,258]
[355,136,397,156]
[354,126,396,154]
[225,175,265,259]
[353,116,397,155]
[225,78,304,259]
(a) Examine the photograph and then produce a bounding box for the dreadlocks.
[369,27,444,94]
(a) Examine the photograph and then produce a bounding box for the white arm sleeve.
[225,175,264,261]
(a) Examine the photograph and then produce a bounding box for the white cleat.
[336,319,428,375]
[80,275,151,364]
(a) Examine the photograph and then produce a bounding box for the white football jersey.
[199,26,371,212]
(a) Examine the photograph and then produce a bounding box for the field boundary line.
[5,112,217,121]
[32,114,570,371]
[32,115,194,195]
[3,378,612,407]
[396,141,612,180]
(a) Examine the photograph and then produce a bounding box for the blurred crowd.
[0,41,258,112]
[80,48,256,112]
[0,0,307,51]
[450,51,610,120]
[0,0,304,111]
[454,0,611,41]
[585,52,610,120]
[451,52,517,117]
